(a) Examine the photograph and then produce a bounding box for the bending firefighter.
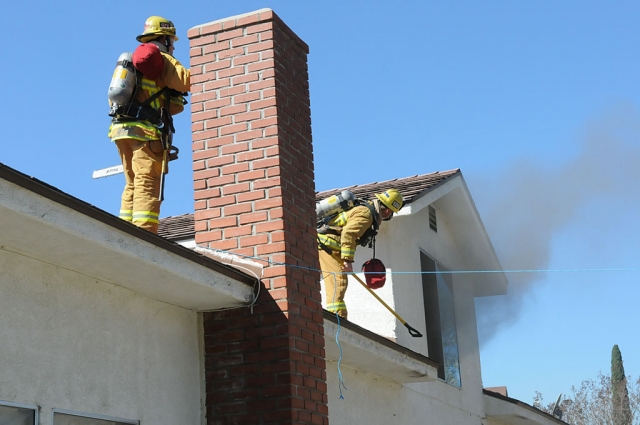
[317,189,404,319]
[108,16,190,233]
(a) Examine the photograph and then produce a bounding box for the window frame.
[52,409,139,425]
[419,250,462,387]
[0,400,39,424]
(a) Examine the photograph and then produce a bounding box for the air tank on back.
[316,190,356,221]
[108,52,135,116]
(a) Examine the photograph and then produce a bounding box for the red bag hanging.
[361,258,386,289]
[132,43,164,80]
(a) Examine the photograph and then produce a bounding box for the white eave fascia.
[395,173,508,297]
[484,392,568,425]
[324,312,439,384]
[395,174,465,217]
[0,171,256,311]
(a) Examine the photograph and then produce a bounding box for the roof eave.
[398,172,508,297]
[483,390,569,425]
[0,163,256,311]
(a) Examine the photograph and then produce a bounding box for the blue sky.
[4,0,640,405]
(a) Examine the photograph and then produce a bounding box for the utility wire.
[195,244,640,276]
[195,244,640,400]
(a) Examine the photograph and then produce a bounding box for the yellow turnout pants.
[319,248,348,319]
[115,139,164,234]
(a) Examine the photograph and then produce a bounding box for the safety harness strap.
[317,199,380,251]
[317,237,333,255]
[358,201,379,248]
[110,85,170,124]
[112,103,162,125]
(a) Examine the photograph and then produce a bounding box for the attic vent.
[428,205,437,232]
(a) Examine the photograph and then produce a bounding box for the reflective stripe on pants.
[319,248,348,319]
[115,139,163,234]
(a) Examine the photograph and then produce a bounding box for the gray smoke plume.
[473,102,640,344]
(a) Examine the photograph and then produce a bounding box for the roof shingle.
[158,213,195,240]
[159,169,460,241]
[315,169,460,204]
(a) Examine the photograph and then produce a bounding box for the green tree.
[612,345,633,425]
[533,373,640,425]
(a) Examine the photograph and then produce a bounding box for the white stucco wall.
[0,249,202,424]
[321,187,490,423]
[326,363,487,425]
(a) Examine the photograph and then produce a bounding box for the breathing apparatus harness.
[317,198,380,255]
[108,36,188,201]
[109,36,187,128]
[110,84,169,126]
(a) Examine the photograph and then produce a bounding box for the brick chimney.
[188,9,327,425]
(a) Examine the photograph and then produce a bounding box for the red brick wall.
[188,9,327,425]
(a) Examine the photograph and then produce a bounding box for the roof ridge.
[159,169,462,241]
[316,169,460,194]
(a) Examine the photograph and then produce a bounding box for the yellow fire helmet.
[136,16,179,43]
[375,189,404,213]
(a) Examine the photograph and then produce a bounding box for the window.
[53,410,138,425]
[420,251,461,387]
[0,401,37,425]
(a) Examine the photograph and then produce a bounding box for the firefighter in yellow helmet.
[317,189,404,319]
[108,16,190,234]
